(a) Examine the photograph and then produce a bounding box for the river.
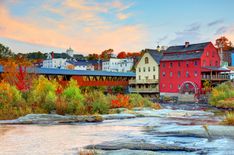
[0,103,234,155]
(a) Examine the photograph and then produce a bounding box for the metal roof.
[146,49,163,64]
[0,65,135,77]
[66,61,92,66]
[161,51,203,61]
[165,42,210,53]
[202,66,230,72]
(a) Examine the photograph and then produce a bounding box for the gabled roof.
[161,51,203,61]
[165,42,210,53]
[146,49,163,64]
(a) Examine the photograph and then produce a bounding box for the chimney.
[51,51,54,59]
[185,42,190,48]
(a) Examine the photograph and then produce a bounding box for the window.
[212,51,215,57]
[153,75,156,79]
[163,63,166,68]
[178,62,181,67]
[194,71,198,77]
[143,67,145,72]
[215,61,218,66]
[145,57,149,64]
[206,51,209,57]
[145,76,149,80]
[153,66,156,71]
[148,67,150,72]
[186,61,189,67]
[210,61,212,66]
[170,62,173,68]
[186,71,189,77]
[194,61,198,66]
[170,84,173,89]
[139,75,141,80]
[139,67,141,72]
[163,72,166,77]
[178,71,181,77]
[162,84,165,88]
[170,72,173,77]
[178,85,180,89]
[203,60,206,66]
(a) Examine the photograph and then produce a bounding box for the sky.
[0,0,234,55]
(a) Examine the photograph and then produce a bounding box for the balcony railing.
[129,88,159,93]
[202,74,230,80]
[129,79,158,84]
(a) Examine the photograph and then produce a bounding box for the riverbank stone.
[0,114,103,124]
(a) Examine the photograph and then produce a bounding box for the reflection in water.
[0,126,15,137]
[0,123,143,155]
[0,110,234,155]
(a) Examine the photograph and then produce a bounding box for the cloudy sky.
[0,0,234,55]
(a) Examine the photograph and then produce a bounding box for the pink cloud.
[0,2,147,54]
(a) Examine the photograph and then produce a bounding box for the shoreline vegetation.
[0,75,160,120]
[209,81,234,125]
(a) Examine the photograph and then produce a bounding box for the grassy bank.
[0,76,160,120]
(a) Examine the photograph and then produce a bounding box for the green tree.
[0,43,14,59]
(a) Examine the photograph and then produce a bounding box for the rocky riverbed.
[0,104,234,155]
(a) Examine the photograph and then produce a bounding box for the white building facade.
[129,49,162,97]
[42,58,67,69]
[102,58,134,72]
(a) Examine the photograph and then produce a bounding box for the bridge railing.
[129,79,158,84]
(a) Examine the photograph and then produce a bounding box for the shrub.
[62,79,85,114]
[112,86,124,94]
[84,91,110,114]
[209,82,234,108]
[0,81,23,108]
[111,94,130,108]
[0,81,33,120]
[128,94,152,107]
[223,112,234,125]
[28,76,58,113]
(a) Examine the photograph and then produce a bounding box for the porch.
[201,66,230,81]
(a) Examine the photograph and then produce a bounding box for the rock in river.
[0,114,103,124]
[85,141,199,152]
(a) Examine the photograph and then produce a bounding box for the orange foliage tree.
[117,51,127,59]
[0,52,35,92]
[215,36,233,51]
[100,49,113,60]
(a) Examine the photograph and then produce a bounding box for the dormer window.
[145,57,149,64]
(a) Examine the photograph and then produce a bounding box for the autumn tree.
[126,52,141,58]
[117,51,127,59]
[100,49,114,60]
[0,44,35,92]
[215,36,233,51]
